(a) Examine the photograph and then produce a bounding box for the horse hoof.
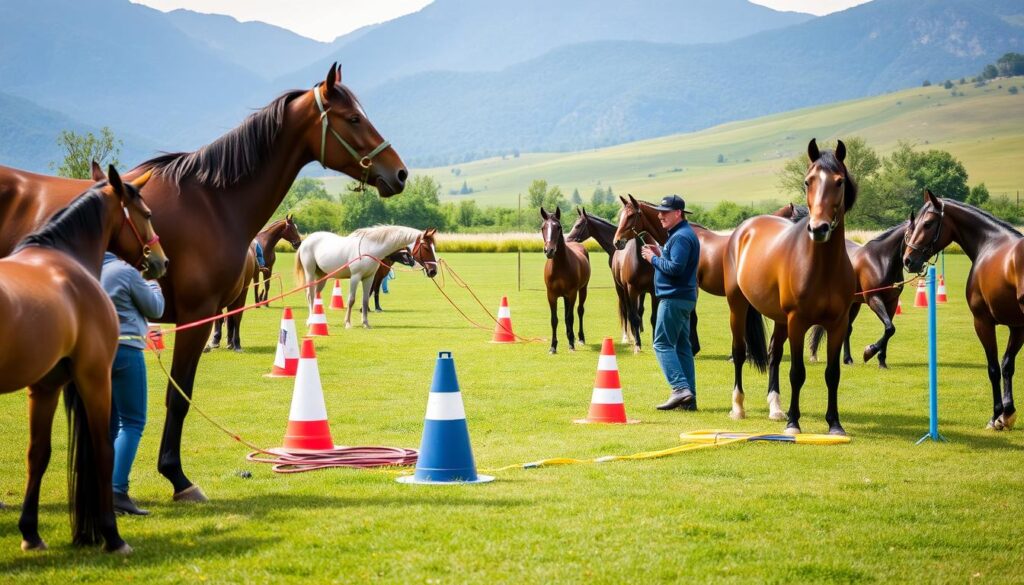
[863,345,878,363]
[172,484,209,503]
[363,323,372,329]
[568,346,576,352]
[808,355,818,363]
[548,348,556,355]
[108,543,133,555]
[202,345,213,354]
[20,539,47,552]
[998,412,1017,431]
[783,426,801,436]
[828,426,847,436]
[729,409,746,420]
[986,419,1004,431]
[768,411,787,421]
[843,358,854,366]
[232,347,243,353]
[344,323,352,329]
[374,309,383,313]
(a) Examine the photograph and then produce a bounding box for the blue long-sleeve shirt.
[650,221,700,301]
[101,252,165,350]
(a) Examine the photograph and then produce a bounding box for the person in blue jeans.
[101,252,165,515]
[640,195,701,411]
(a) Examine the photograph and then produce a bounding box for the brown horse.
[565,207,633,343]
[370,248,417,312]
[206,245,260,352]
[809,220,910,368]
[724,139,857,434]
[0,167,165,553]
[541,207,591,354]
[0,64,406,501]
[253,214,303,304]
[903,191,1023,430]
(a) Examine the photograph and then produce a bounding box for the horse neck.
[798,216,849,269]
[641,207,668,243]
[863,222,908,283]
[944,202,1015,261]
[258,221,287,248]
[586,217,618,257]
[70,196,119,277]
[550,230,572,265]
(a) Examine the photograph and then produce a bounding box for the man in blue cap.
[640,194,701,411]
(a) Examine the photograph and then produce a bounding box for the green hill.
[321,77,1024,207]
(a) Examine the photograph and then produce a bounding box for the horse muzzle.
[613,239,628,251]
[807,222,832,243]
[142,253,168,280]
[903,254,923,274]
[374,168,408,198]
[544,249,556,259]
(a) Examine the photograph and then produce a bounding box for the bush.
[1010,86,1019,95]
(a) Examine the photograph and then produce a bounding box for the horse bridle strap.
[120,205,158,269]
[313,84,390,182]
[411,237,437,269]
[904,199,945,263]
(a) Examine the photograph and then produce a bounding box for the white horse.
[294,225,438,328]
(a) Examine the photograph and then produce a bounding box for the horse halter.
[623,204,650,244]
[904,199,945,272]
[313,84,391,191]
[411,236,438,271]
[120,204,159,270]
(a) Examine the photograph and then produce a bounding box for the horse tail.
[808,324,826,356]
[64,382,103,546]
[744,305,769,373]
[615,284,629,340]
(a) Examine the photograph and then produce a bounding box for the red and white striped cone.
[913,279,928,308]
[282,338,335,450]
[145,323,165,351]
[266,307,300,378]
[575,337,639,424]
[491,296,515,343]
[937,275,948,303]
[895,300,903,316]
[330,279,346,309]
[307,292,329,336]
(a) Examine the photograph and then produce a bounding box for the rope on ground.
[431,259,546,343]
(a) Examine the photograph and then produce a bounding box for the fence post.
[917,266,947,444]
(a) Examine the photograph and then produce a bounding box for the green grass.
[321,77,1024,208]
[1,252,1023,582]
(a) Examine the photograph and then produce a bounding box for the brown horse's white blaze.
[541,207,591,354]
[724,139,857,434]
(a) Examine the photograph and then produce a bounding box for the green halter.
[313,83,391,189]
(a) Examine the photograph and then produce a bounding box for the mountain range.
[0,0,1020,172]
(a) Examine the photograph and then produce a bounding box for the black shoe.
[656,388,695,411]
[113,492,150,516]
[681,402,698,411]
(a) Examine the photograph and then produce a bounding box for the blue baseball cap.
[651,194,693,214]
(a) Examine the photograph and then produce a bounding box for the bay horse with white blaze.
[0,167,166,553]
[253,214,303,303]
[724,139,857,434]
[0,63,406,501]
[541,207,591,354]
[903,191,1024,430]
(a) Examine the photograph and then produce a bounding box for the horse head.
[903,190,949,274]
[303,63,407,197]
[613,194,655,250]
[104,165,168,280]
[411,227,438,278]
[565,206,590,243]
[389,248,417,268]
[282,213,302,249]
[804,138,856,243]
[540,207,564,259]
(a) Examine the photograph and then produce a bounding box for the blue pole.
[917,266,946,444]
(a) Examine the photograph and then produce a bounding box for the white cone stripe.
[424,392,467,421]
[283,320,299,358]
[309,312,328,323]
[597,355,617,371]
[590,388,624,404]
[498,306,511,318]
[288,359,329,420]
[273,342,286,368]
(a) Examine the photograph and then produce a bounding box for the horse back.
[967,238,1024,325]
[0,165,91,258]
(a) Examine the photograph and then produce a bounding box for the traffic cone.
[397,351,493,484]
[266,307,300,377]
[895,300,903,316]
[937,275,948,303]
[914,279,928,308]
[575,338,639,424]
[491,296,515,343]
[282,338,335,450]
[330,279,346,309]
[145,323,165,351]
[307,292,329,336]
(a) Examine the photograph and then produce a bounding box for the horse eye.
[836,178,844,187]
[348,116,360,124]
[803,179,810,187]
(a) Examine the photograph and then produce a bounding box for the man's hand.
[641,244,661,263]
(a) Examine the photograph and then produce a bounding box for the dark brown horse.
[206,245,260,352]
[541,207,591,353]
[0,64,406,501]
[809,221,910,368]
[253,214,303,303]
[0,168,166,553]
[565,207,632,342]
[724,139,857,434]
[370,248,417,312]
[903,191,1023,430]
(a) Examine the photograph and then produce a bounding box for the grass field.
[321,77,1024,208]
[1,252,1023,583]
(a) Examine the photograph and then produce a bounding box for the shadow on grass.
[843,410,1024,451]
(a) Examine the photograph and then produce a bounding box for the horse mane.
[585,214,617,228]
[349,225,424,248]
[946,200,1023,238]
[14,190,107,256]
[815,151,858,211]
[870,220,910,243]
[139,89,307,189]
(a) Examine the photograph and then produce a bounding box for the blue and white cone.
[398,351,494,484]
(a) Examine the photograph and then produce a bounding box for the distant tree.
[716,154,726,164]
[775,137,880,200]
[386,175,447,230]
[943,80,954,89]
[292,199,343,233]
[338,188,388,232]
[571,188,583,206]
[528,179,549,209]
[459,180,472,195]
[983,195,1024,225]
[1010,86,1019,95]
[959,77,966,85]
[922,80,932,87]
[996,52,1024,77]
[50,127,121,179]
[982,64,999,80]
[966,183,990,206]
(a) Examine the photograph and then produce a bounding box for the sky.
[131,0,873,42]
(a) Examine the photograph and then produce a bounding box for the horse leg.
[372,277,383,312]
[649,295,660,347]
[548,293,559,354]
[361,276,373,328]
[766,322,788,421]
[689,307,701,357]
[615,282,631,344]
[564,291,577,351]
[577,286,587,345]
[862,296,894,367]
[345,278,359,329]
[784,319,808,434]
[997,326,1024,430]
[973,316,1004,429]
[727,296,749,420]
[842,303,858,365]
[228,309,243,352]
[18,385,60,552]
[206,315,223,351]
[158,323,213,501]
[824,319,848,435]
[627,287,642,354]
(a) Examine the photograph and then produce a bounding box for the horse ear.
[554,207,561,220]
[129,169,153,191]
[807,138,820,162]
[618,196,628,206]
[835,139,847,162]
[925,189,941,208]
[426,228,437,237]
[540,207,548,220]
[909,209,916,226]
[580,206,587,217]
[324,62,339,96]
[628,193,638,206]
[107,165,126,200]
[286,213,293,222]
[90,160,105,182]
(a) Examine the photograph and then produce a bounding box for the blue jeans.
[653,298,697,403]
[108,346,148,494]
[254,241,265,268]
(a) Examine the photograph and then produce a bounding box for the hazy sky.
[132,0,872,42]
